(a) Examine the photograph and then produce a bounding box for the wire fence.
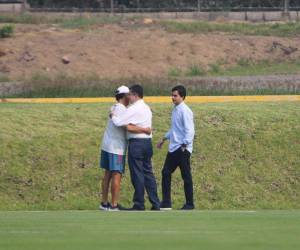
[27,1,300,13]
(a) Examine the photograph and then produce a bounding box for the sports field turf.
[0,210,299,250]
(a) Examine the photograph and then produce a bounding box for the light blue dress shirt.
[165,102,195,153]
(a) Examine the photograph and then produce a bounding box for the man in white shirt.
[112,85,161,211]
[100,86,151,211]
[157,85,195,210]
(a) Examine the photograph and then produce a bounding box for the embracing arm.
[111,107,135,127]
[126,124,152,135]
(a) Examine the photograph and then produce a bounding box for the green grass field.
[0,102,299,210]
[0,210,300,250]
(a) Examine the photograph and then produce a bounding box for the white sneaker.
[108,206,120,212]
[99,202,110,211]
[160,207,172,211]
[160,203,172,211]
[108,204,127,211]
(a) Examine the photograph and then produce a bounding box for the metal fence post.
[137,0,140,12]
[283,0,290,20]
[110,0,114,14]
[284,0,290,14]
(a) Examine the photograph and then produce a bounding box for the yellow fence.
[1,95,300,104]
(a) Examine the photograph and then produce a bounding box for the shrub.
[186,64,206,77]
[0,25,14,38]
[168,67,182,77]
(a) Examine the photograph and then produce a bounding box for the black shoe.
[116,204,129,211]
[150,206,161,211]
[160,202,172,211]
[181,204,195,210]
[126,205,145,211]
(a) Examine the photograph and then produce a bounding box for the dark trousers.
[128,138,160,209]
[161,148,194,206]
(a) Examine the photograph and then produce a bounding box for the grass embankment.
[0,102,299,210]
[161,20,300,37]
[2,70,300,98]
[1,211,300,250]
[2,13,300,36]
[168,59,300,78]
[0,13,123,29]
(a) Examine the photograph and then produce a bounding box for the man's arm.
[111,106,135,127]
[164,129,171,140]
[126,124,152,135]
[157,129,171,149]
[182,110,195,149]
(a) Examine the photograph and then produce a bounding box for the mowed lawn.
[0,210,300,250]
[0,102,300,210]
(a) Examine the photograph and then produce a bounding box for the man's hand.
[181,144,187,152]
[157,138,166,149]
[143,127,152,135]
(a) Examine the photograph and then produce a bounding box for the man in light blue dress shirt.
[157,85,195,210]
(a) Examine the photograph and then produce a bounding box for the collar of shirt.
[131,99,144,107]
[174,101,185,111]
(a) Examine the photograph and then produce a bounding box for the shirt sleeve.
[111,105,136,127]
[164,129,171,140]
[182,109,195,145]
[112,104,125,116]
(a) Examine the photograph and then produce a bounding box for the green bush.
[168,67,182,77]
[0,74,10,82]
[208,63,221,74]
[186,64,206,77]
[0,25,14,38]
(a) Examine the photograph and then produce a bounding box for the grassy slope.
[0,102,300,210]
[5,72,300,98]
[161,21,300,37]
[0,211,300,250]
[1,14,300,37]
[168,60,300,78]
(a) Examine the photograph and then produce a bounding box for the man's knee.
[103,171,111,179]
[180,168,192,180]
[162,167,172,177]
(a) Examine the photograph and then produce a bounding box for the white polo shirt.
[111,99,152,139]
[101,103,127,155]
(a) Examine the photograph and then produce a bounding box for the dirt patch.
[1,23,300,80]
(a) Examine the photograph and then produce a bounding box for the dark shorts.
[100,150,126,174]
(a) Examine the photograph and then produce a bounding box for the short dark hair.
[172,85,186,100]
[115,93,126,101]
[130,84,143,98]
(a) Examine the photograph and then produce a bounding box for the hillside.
[0,102,299,210]
[1,17,300,81]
